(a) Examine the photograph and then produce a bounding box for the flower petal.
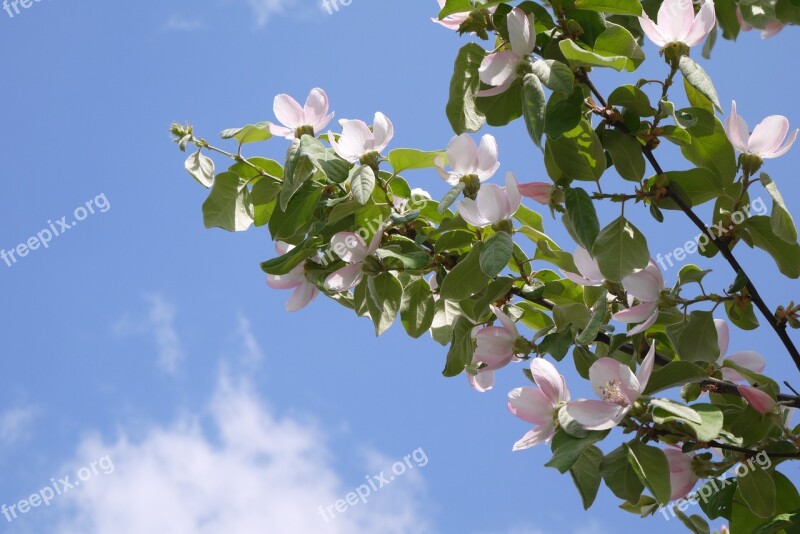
[613,301,659,324]
[330,232,369,263]
[303,88,329,126]
[738,385,777,414]
[475,183,509,225]
[637,342,656,393]
[372,112,394,154]
[766,128,799,159]
[337,119,374,160]
[715,319,730,361]
[324,263,364,292]
[457,198,492,227]
[725,101,751,153]
[664,448,699,500]
[639,15,668,47]
[589,357,640,405]
[621,261,664,302]
[447,134,479,176]
[478,51,520,89]
[722,351,766,382]
[683,0,717,47]
[476,134,500,180]
[574,246,604,284]
[658,0,695,43]
[490,304,519,337]
[507,7,535,56]
[286,283,318,312]
[504,172,522,218]
[273,93,304,129]
[512,423,556,451]
[565,400,627,431]
[474,326,515,368]
[625,309,659,337]
[508,387,555,425]
[469,369,495,392]
[266,270,304,290]
[749,115,790,157]
[530,358,569,404]
[518,182,552,205]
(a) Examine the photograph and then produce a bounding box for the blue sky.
[1,1,799,532]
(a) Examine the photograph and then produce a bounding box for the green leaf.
[281,138,316,210]
[608,85,656,117]
[475,78,523,127]
[431,298,462,346]
[546,429,609,473]
[546,119,606,182]
[679,56,722,112]
[679,107,737,186]
[682,403,724,442]
[591,216,650,282]
[674,509,711,534]
[651,398,703,424]
[544,90,584,139]
[559,23,644,72]
[678,264,712,287]
[625,440,672,505]
[251,179,281,227]
[742,216,800,278]
[202,171,254,232]
[602,445,645,503]
[350,165,376,205]
[446,43,487,134]
[440,242,491,301]
[574,0,642,15]
[300,135,351,184]
[442,315,474,377]
[739,468,777,519]
[604,129,646,182]
[522,74,546,149]
[644,362,708,395]
[666,310,720,363]
[268,183,322,241]
[530,59,575,93]
[438,183,466,214]
[569,446,604,510]
[220,121,272,145]
[654,168,724,209]
[565,188,600,250]
[388,148,446,175]
[400,278,436,339]
[576,292,608,345]
[479,232,514,277]
[366,272,404,336]
[260,236,322,276]
[725,299,760,331]
[760,173,797,243]
[185,150,215,188]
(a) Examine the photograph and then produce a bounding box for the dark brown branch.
[700,378,800,408]
[574,69,800,374]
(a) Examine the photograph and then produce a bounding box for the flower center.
[600,380,629,406]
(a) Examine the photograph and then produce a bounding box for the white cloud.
[53,318,433,534]
[247,0,290,27]
[161,14,204,32]
[0,406,39,446]
[113,294,185,374]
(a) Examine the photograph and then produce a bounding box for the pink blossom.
[714,319,766,382]
[436,134,500,185]
[477,8,536,97]
[518,182,553,205]
[562,247,605,287]
[266,242,319,311]
[269,88,334,139]
[639,0,716,48]
[328,112,394,163]
[564,343,656,430]
[456,172,521,227]
[664,448,699,500]
[323,228,384,292]
[508,358,570,450]
[725,101,798,159]
[431,0,497,31]
[469,306,521,392]
[738,385,778,414]
[612,260,665,337]
[737,7,784,39]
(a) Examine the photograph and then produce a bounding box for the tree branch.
[574,69,800,374]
